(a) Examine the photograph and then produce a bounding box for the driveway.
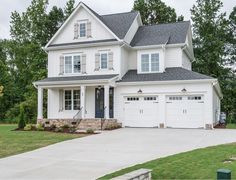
[1,128,236,180]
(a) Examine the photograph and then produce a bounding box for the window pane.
[73,90,80,110]
[65,90,72,110]
[151,53,159,71]
[141,54,149,72]
[65,56,72,73]
[73,56,81,73]
[101,53,108,69]
[80,23,86,37]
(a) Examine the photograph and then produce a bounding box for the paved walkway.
[1,128,236,180]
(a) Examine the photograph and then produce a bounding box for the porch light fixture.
[181,88,187,93]
[138,89,143,94]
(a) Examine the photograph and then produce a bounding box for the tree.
[133,0,184,25]
[228,6,236,70]
[191,0,236,121]
[64,0,75,21]
[0,86,3,97]
[0,0,74,123]
[18,105,26,129]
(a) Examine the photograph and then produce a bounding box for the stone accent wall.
[37,118,121,130]
[111,169,152,180]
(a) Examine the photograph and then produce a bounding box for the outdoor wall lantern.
[181,88,187,93]
[138,89,143,93]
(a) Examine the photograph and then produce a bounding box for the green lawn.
[100,143,236,179]
[0,124,85,158]
[227,123,236,129]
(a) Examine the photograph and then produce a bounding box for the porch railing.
[73,107,83,126]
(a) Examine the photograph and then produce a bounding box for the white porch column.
[80,86,86,119]
[37,87,43,120]
[104,85,110,119]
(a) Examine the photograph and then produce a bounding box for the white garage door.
[166,95,204,128]
[124,96,159,127]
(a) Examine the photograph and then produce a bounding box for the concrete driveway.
[1,128,236,180]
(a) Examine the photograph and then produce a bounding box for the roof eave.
[116,78,216,86]
[132,43,186,50]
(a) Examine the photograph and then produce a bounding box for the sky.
[0,0,234,39]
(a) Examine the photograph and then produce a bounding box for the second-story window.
[64,55,81,74]
[101,53,108,69]
[141,53,159,73]
[80,23,86,37]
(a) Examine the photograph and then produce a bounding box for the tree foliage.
[133,0,184,25]
[191,0,236,121]
[0,0,75,123]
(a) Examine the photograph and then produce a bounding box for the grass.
[0,124,86,159]
[227,123,236,129]
[100,143,236,179]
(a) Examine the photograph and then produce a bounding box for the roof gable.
[45,2,120,48]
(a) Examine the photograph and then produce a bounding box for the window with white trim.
[64,55,81,74]
[141,53,159,73]
[64,90,80,110]
[127,97,139,101]
[100,53,108,69]
[168,96,183,101]
[144,97,157,101]
[188,96,202,100]
[79,23,86,37]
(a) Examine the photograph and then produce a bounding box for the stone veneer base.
[37,118,121,131]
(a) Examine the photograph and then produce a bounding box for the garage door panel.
[124,96,159,127]
[166,95,204,128]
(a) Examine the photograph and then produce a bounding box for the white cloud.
[0,0,234,39]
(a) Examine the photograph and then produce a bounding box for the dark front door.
[95,88,104,118]
[95,87,114,118]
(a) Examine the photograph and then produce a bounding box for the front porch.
[34,75,121,130]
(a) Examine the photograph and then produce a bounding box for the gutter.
[182,44,195,62]
[212,80,223,99]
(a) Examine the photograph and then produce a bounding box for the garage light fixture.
[138,89,143,93]
[181,88,187,93]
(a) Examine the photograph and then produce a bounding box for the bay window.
[64,55,81,74]
[64,90,80,111]
[141,53,160,73]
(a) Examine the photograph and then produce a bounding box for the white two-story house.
[34,2,222,129]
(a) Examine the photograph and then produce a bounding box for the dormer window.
[141,53,159,73]
[79,23,86,37]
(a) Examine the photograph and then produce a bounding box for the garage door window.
[168,96,182,101]
[127,97,139,101]
[144,97,157,101]
[188,96,202,100]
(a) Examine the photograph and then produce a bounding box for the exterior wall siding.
[165,47,182,68]
[182,52,192,70]
[48,45,121,77]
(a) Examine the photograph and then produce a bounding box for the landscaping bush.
[86,129,94,134]
[18,106,26,129]
[24,124,32,131]
[54,127,63,132]
[36,124,44,131]
[24,124,36,131]
[69,127,76,133]
[104,124,122,130]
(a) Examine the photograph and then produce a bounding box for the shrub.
[62,124,70,129]
[36,124,44,131]
[86,128,94,134]
[18,106,26,129]
[54,127,63,132]
[69,127,76,133]
[24,124,32,131]
[104,124,122,130]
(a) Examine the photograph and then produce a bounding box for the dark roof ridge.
[101,11,139,17]
[139,20,190,27]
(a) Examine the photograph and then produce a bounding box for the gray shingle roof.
[101,12,139,39]
[35,74,118,84]
[83,2,138,39]
[131,21,190,47]
[118,68,213,83]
